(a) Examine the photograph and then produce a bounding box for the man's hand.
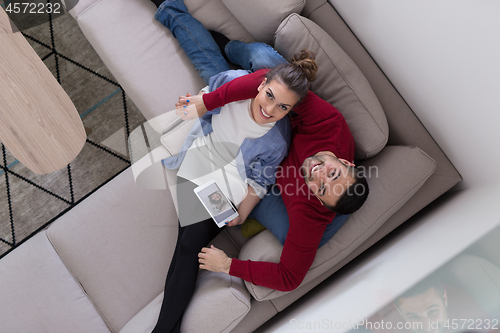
[175,92,208,118]
[198,245,232,274]
[226,216,244,227]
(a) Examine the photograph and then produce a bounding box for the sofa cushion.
[0,232,111,333]
[274,14,389,160]
[183,271,252,333]
[239,145,436,300]
[119,271,251,333]
[46,168,178,332]
[118,293,162,333]
[221,0,306,45]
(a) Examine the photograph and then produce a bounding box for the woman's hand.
[226,216,244,227]
[175,92,192,109]
[198,245,232,274]
[224,186,260,227]
[175,92,208,118]
[175,104,198,120]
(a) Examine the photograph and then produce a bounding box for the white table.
[0,8,85,174]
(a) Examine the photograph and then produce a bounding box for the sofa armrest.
[0,232,111,333]
[239,145,436,301]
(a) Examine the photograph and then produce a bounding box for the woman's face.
[210,193,221,201]
[250,78,299,125]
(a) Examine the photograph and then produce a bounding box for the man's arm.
[228,207,328,291]
[199,204,329,292]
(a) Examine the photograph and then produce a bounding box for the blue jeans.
[249,186,350,248]
[155,0,286,84]
[225,40,288,72]
[155,0,347,247]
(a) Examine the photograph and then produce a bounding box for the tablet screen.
[195,182,236,224]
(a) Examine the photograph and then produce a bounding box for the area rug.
[0,2,146,257]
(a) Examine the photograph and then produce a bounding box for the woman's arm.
[226,186,261,227]
[204,69,267,110]
[177,69,269,118]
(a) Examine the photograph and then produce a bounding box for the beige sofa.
[0,0,462,332]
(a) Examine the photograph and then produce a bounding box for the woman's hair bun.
[265,49,319,103]
[291,49,318,82]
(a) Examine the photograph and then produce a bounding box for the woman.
[151,1,319,332]
[163,50,317,226]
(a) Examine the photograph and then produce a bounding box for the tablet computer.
[193,180,239,228]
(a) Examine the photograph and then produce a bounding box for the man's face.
[396,288,448,333]
[301,151,355,207]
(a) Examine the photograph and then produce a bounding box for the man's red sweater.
[203,69,355,291]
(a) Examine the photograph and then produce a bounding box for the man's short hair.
[395,275,444,308]
[324,166,369,215]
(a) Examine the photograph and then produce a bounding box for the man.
[395,276,450,333]
[359,275,494,333]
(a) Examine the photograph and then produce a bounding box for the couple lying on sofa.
[150,0,370,331]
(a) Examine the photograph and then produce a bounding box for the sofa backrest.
[220,0,306,44]
[274,14,389,160]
